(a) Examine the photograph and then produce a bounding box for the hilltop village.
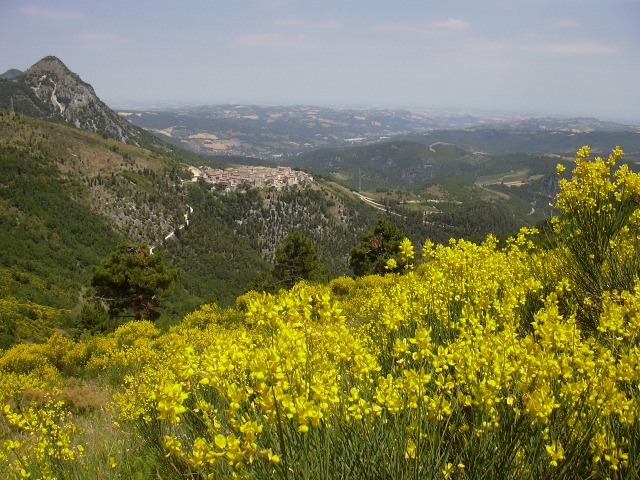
[188,165,313,191]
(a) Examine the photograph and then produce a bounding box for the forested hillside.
[0,112,195,345]
[171,182,378,309]
[1,111,546,342]
[0,112,380,322]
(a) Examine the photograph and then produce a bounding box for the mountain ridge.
[120,104,640,160]
[0,56,176,151]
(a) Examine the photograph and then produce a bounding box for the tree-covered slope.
[288,139,568,192]
[0,113,193,342]
[0,114,122,308]
[289,141,475,190]
[0,110,553,344]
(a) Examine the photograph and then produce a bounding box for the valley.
[1,56,640,340]
[117,103,640,160]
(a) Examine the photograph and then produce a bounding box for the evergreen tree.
[272,232,326,290]
[91,243,179,321]
[349,220,406,276]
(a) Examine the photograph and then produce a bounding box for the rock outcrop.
[0,56,147,145]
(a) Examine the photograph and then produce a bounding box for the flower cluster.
[2,397,85,479]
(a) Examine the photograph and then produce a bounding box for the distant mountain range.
[116,104,519,158]
[3,56,638,160]
[118,104,640,160]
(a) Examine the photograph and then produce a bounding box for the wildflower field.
[1,146,640,479]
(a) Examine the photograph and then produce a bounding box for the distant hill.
[282,138,639,226]
[400,128,640,156]
[287,140,566,190]
[287,141,475,190]
[0,69,22,79]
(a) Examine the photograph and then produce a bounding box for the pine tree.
[272,232,326,289]
[349,220,406,276]
[91,243,179,321]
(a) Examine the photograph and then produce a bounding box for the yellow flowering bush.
[0,297,70,345]
[553,145,640,329]
[85,320,161,383]
[117,147,637,479]
[0,344,62,404]
[1,396,85,479]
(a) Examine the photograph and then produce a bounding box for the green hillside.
[0,114,122,307]
[0,114,399,341]
[289,141,472,189]
[0,112,193,342]
[0,111,571,347]
[286,140,569,225]
[401,128,640,156]
[289,140,565,190]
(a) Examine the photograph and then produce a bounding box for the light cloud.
[274,18,343,29]
[20,5,83,20]
[535,41,620,55]
[235,33,317,49]
[467,37,619,56]
[373,18,471,34]
[428,18,471,30]
[552,19,582,29]
[78,33,129,44]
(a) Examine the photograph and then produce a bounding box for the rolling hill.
[400,128,640,156]
[4,55,622,346]
[118,103,640,160]
[1,109,542,345]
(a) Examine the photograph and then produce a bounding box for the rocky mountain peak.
[0,56,147,145]
[25,56,73,76]
[22,56,98,118]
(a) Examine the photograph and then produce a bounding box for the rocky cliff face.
[0,56,146,145]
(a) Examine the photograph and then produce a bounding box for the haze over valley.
[116,104,640,160]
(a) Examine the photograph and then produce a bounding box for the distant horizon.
[3,58,639,125]
[2,1,639,124]
[104,99,640,126]
[6,56,640,125]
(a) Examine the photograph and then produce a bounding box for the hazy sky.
[1,1,639,122]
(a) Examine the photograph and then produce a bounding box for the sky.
[1,0,639,122]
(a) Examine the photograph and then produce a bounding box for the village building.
[196,165,313,190]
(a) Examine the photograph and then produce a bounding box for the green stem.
[273,386,289,480]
